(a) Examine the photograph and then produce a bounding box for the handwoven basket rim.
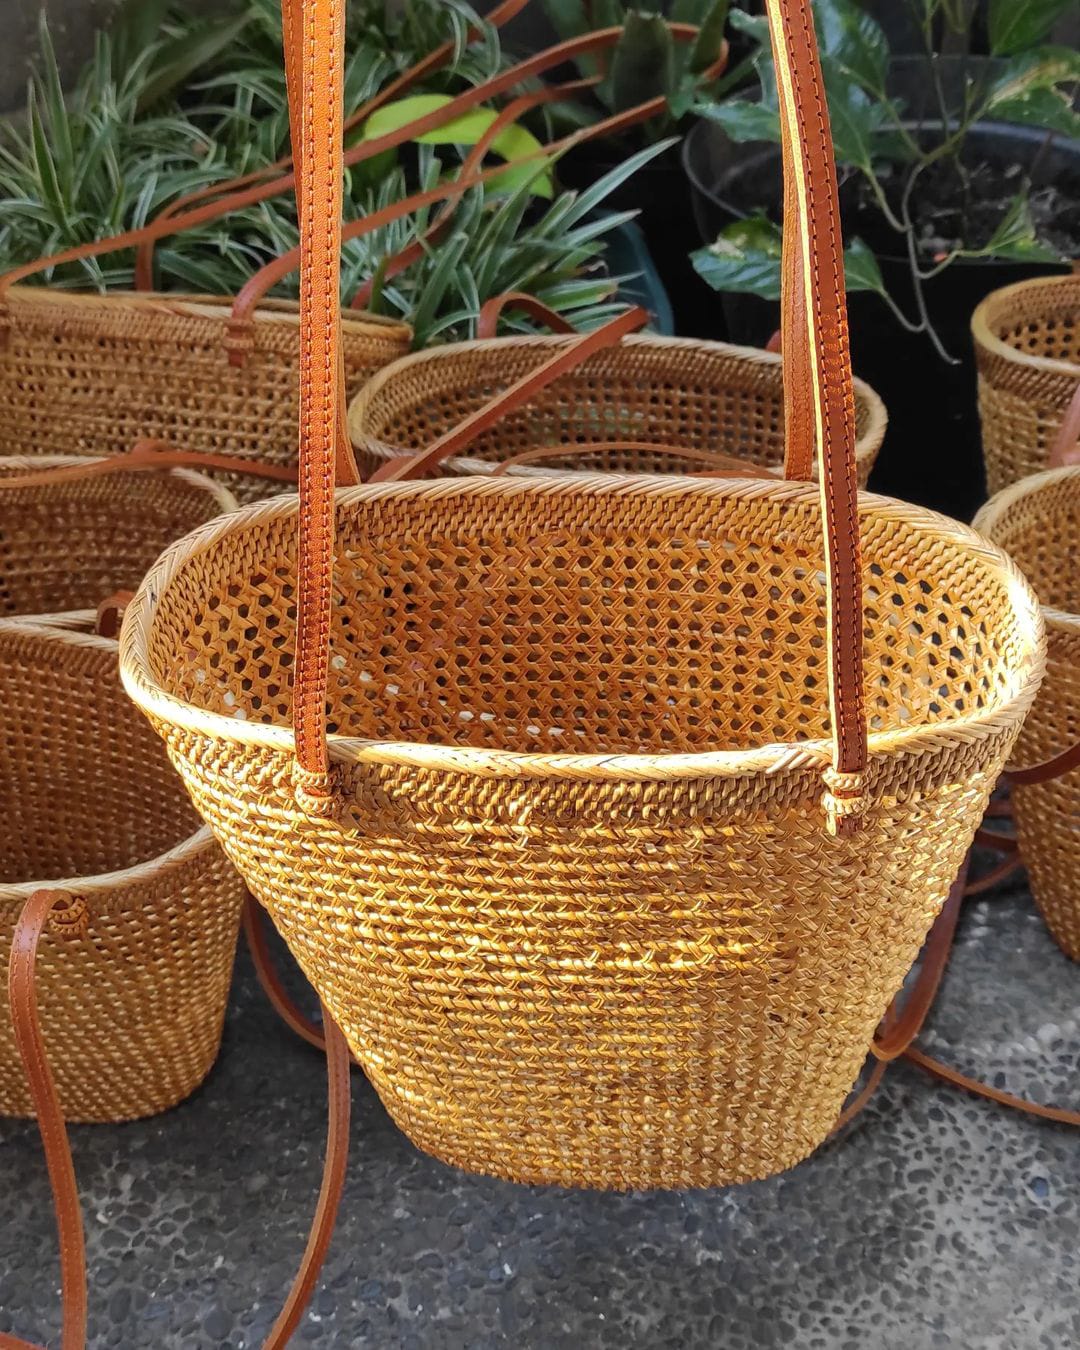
[4,282,413,343]
[971,274,1080,378]
[0,452,238,516]
[347,332,889,478]
[973,463,1080,635]
[0,617,216,907]
[120,475,1045,781]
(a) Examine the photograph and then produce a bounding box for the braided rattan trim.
[121,475,1045,779]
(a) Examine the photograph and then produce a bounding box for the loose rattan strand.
[0,617,245,1121]
[974,466,1080,960]
[347,334,887,485]
[973,274,1080,494]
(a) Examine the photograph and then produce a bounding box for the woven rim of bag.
[0,615,218,915]
[971,274,1080,379]
[974,464,1080,636]
[2,285,411,347]
[348,334,889,479]
[121,474,1044,782]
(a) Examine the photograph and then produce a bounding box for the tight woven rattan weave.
[0,617,245,1121]
[0,456,234,617]
[120,0,1045,1191]
[973,274,1080,495]
[975,466,1080,961]
[348,334,887,485]
[0,289,409,502]
[122,478,1043,1187]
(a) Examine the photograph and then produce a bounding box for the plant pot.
[682,61,1078,521]
[606,217,675,336]
[560,139,721,340]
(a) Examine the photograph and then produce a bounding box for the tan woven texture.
[348,335,887,484]
[0,288,410,501]
[122,477,1043,1189]
[0,619,244,1121]
[975,467,1080,961]
[973,274,1080,494]
[0,455,233,617]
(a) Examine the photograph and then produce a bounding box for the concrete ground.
[0,869,1077,1349]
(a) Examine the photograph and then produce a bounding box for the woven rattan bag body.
[121,0,1044,1190]
[348,333,887,484]
[975,467,1080,960]
[0,456,234,616]
[0,617,245,1120]
[973,274,1080,494]
[0,290,409,502]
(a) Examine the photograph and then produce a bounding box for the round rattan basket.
[973,273,1080,495]
[347,334,888,485]
[974,465,1080,961]
[0,455,235,617]
[0,616,245,1121]
[0,290,410,502]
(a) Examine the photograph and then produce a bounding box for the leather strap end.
[822,768,868,837]
[291,763,343,819]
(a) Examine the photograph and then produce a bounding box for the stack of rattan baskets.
[0,458,246,1122]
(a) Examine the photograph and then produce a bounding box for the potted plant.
[0,0,675,341]
[539,0,734,333]
[683,0,1079,520]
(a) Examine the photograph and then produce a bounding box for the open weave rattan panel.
[0,458,232,617]
[974,275,1080,494]
[0,288,410,502]
[131,481,1039,1188]
[348,336,886,486]
[0,623,244,1121]
[976,468,1080,960]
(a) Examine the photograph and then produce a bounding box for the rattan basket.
[0,455,235,617]
[120,0,1045,1191]
[0,616,245,1120]
[348,334,887,485]
[973,273,1080,495]
[0,290,410,502]
[974,466,1080,961]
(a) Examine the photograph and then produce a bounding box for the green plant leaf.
[689,0,731,75]
[989,85,1080,138]
[691,213,784,299]
[728,8,769,43]
[985,45,1080,106]
[610,12,677,115]
[842,236,889,295]
[989,0,1076,56]
[362,95,554,196]
[692,216,888,299]
[978,193,1064,263]
[672,0,713,25]
[27,86,65,225]
[36,12,74,203]
[542,0,591,41]
[695,98,781,142]
[820,57,889,170]
[137,12,252,112]
[813,0,890,94]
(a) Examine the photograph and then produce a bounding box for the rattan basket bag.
[349,327,888,485]
[0,614,246,1122]
[0,455,234,617]
[974,466,1080,960]
[121,0,1044,1192]
[973,272,1080,494]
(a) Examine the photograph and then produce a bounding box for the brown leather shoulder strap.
[243,894,327,1052]
[1047,379,1080,468]
[5,890,88,1350]
[0,441,297,491]
[475,293,581,342]
[366,306,650,483]
[4,887,352,1350]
